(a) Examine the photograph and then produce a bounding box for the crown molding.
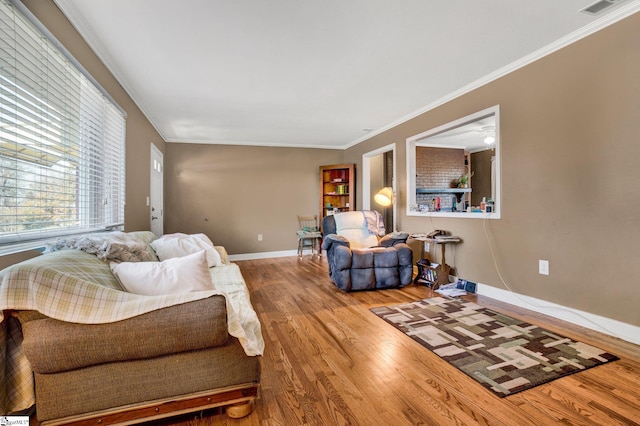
[346,2,640,149]
[53,0,168,140]
[54,0,640,150]
[164,139,346,150]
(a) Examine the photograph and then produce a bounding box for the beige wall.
[164,144,343,255]
[345,12,640,327]
[470,149,493,206]
[0,0,164,270]
[369,155,384,208]
[2,1,638,330]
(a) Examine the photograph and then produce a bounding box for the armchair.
[321,211,413,291]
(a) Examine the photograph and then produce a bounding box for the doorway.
[362,143,396,232]
[150,143,164,236]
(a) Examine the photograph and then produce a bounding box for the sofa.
[321,211,413,291]
[0,231,263,425]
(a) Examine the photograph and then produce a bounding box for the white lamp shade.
[374,187,393,207]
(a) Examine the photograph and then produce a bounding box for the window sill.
[0,241,50,257]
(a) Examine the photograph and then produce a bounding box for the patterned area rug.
[370,297,619,397]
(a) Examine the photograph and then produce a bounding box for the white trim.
[0,241,47,256]
[228,250,299,261]
[362,143,397,231]
[150,143,164,237]
[478,283,640,346]
[227,250,640,345]
[56,0,640,150]
[14,0,125,116]
[346,1,640,149]
[406,105,501,220]
[0,227,123,257]
[164,139,348,150]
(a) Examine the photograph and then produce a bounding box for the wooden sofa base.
[39,383,259,426]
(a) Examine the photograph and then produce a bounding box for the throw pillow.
[150,233,222,267]
[110,250,213,295]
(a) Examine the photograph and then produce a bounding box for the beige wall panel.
[164,144,343,255]
[346,12,640,327]
[0,250,41,271]
[0,0,165,269]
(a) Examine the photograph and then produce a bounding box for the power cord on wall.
[421,213,621,339]
[480,215,621,339]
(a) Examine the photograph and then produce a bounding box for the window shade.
[0,0,126,252]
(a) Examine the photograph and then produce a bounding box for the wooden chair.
[296,215,321,257]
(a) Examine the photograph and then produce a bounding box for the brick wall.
[415,147,466,210]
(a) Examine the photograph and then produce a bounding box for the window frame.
[0,0,126,255]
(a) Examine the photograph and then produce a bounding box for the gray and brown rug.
[370,297,619,397]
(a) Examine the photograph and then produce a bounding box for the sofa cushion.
[349,247,402,289]
[110,250,213,295]
[349,268,375,290]
[351,248,374,268]
[33,338,260,422]
[19,295,229,374]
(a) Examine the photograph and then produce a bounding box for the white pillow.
[110,250,213,295]
[337,228,379,249]
[150,233,222,267]
[334,212,379,249]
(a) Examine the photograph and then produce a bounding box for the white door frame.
[150,143,164,236]
[362,143,396,231]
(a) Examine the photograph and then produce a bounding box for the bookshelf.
[319,164,355,227]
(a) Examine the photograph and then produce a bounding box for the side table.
[410,234,461,288]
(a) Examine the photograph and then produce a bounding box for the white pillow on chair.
[334,212,379,249]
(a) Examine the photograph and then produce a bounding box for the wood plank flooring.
[157,256,640,426]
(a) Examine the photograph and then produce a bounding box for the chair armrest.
[379,232,409,247]
[321,234,350,251]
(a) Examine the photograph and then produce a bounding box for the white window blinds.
[0,0,126,252]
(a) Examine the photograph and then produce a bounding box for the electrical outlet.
[258,234,263,241]
[539,259,549,275]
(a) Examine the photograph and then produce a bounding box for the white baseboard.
[228,250,299,261]
[478,283,640,346]
[224,255,640,346]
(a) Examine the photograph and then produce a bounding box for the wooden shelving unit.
[319,164,355,227]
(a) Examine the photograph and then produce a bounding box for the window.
[0,0,126,253]
[406,105,500,219]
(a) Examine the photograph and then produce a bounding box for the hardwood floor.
[160,256,640,426]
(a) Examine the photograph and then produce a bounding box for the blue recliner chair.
[321,210,413,291]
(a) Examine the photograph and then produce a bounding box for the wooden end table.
[410,234,461,288]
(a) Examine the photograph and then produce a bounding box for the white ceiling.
[54,0,640,149]
[420,116,497,153]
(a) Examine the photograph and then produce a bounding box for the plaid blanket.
[0,247,264,414]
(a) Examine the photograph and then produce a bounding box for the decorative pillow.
[150,233,222,267]
[110,250,213,295]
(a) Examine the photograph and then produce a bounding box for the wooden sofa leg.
[226,399,255,418]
